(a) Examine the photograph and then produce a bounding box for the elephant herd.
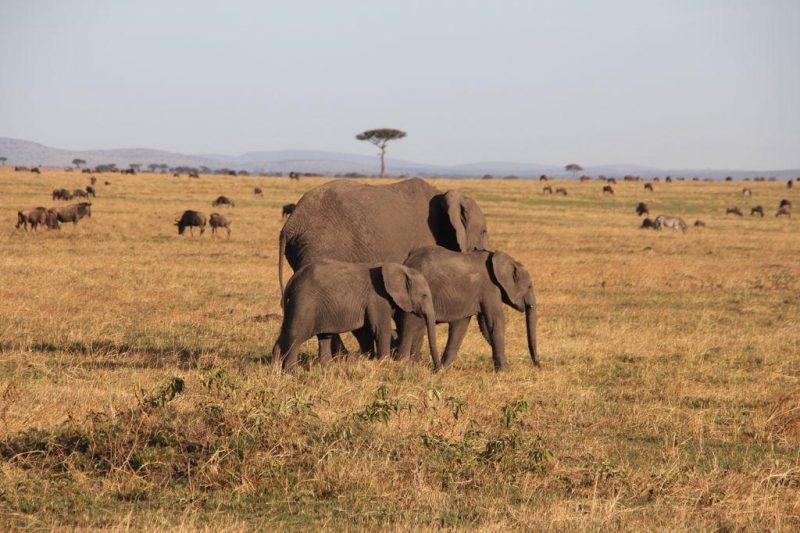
[272,178,539,373]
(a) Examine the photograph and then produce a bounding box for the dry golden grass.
[0,168,798,530]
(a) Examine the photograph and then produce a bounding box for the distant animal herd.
[10,169,796,373]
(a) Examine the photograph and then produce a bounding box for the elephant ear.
[443,190,468,251]
[490,252,524,308]
[381,264,413,312]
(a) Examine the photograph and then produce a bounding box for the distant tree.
[0,156,6,165]
[481,174,494,180]
[356,128,407,178]
[147,163,159,173]
[565,163,583,179]
[199,166,211,174]
[72,158,86,169]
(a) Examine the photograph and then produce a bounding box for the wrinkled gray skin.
[16,207,60,231]
[272,260,440,373]
[55,202,92,225]
[176,210,206,236]
[396,247,538,371]
[212,196,235,207]
[209,212,232,238]
[278,178,489,354]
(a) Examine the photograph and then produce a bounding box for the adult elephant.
[277,178,490,354]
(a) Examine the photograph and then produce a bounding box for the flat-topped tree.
[72,158,86,169]
[565,163,583,179]
[356,128,407,178]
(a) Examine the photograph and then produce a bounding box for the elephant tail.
[278,229,286,309]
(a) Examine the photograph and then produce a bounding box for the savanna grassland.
[0,168,798,530]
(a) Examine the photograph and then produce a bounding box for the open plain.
[0,168,798,529]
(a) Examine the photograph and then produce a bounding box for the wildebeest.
[726,207,743,216]
[779,199,792,209]
[742,188,752,197]
[775,206,791,218]
[787,180,793,189]
[122,168,136,175]
[90,176,97,185]
[644,183,653,192]
[86,185,96,197]
[188,172,200,179]
[665,177,672,183]
[654,215,687,233]
[579,175,591,182]
[31,167,41,174]
[55,202,92,225]
[750,206,764,217]
[82,168,92,174]
[209,213,232,238]
[254,187,263,196]
[176,210,206,236]
[14,166,29,172]
[212,195,235,207]
[694,220,706,228]
[72,188,89,199]
[282,203,296,218]
[602,185,614,195]
[52,188,73,201]
[539,175,548,181]
[104,181,111,186]
[542,186,553,195]
[636,202,649,216]
[15,207,60,231]
[607,178,617,184]
[555,187,568,196]
[640,217,656,229]
[725,176,733,182]
[289,171,300,180]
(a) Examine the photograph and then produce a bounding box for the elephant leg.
[396,313,425,361]
[480,308,508,371]
[330,334,349,358]
[368,308,393,360]
[317,335,333,366]
[442,317,471,368]
[353,326,375,356]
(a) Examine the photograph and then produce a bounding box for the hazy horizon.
[1,1,798,169]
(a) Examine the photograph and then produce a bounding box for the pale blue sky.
[1,0,798,168]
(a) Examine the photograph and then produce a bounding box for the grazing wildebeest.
[173,173,180,177]
[254,187,263,196]
[212,195,235,207]
[579,175,591,182]
[775,206,791,218]
[779,199,792,210]
[104,180,111,186]
[72,188,89,199]
[14,166,29,172]
[665,177,672,183]
[281,203,296,218]
[176,210,206,236]
[209,213,232,238]
[31,167,41,174]
[644,183,653,192]
[654,215,688,233]
[542,185,553,195]
[122,168,136,175]
[750,206,764,217]
[602,185,614,195]
[90,176,97,185]
[640,217,656,229]
[55,202,92,226]
[725,176,733,182]
[555,187,568,196]
[189,172,199,178]
[16,207,60,231]
[539,175,548,181]
[607,178,617,184]
[85,185,96,197]
[82,168,92,174]
[788,180,793,189]
[726,207,743,216]
[694,220,706,228]
[52,188,73,201]
[636,202,649,216]
[742,188,752,197]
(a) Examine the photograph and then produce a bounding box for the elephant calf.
[209,213,232,238]
[397,247,538,371]
[273,260,440,373]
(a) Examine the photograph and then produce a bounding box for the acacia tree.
[72,158,86,169]
[356,128,407,178]
[565,163,583,179]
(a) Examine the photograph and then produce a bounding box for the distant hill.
[1,137,798,179]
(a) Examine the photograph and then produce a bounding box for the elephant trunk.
[524,291,539,367]
[424,303,441,372]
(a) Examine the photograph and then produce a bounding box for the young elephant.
[272,260,440,373]
[396,247,538,371]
